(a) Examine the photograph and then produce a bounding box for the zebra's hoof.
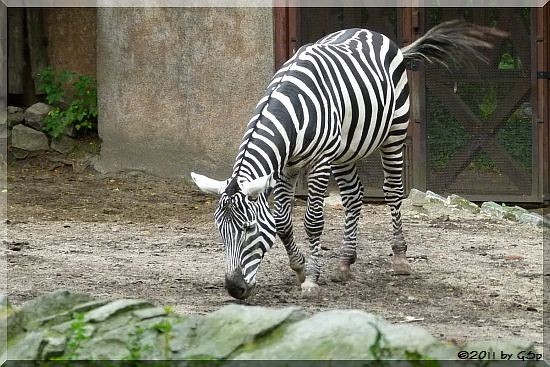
[331,263,352,282]
[301,280,320,298]
[290,264,306,283]
[295,269,306,284]
[392,255,412,275]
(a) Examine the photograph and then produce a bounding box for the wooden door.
[422,8,542,202]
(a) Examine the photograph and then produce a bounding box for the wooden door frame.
[538,3,550,202]
[273,7,299,71]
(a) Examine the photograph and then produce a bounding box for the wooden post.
[273,6,289,71]
[540,3,550,201]
[25,8,49,92]
[7,8,25,95]
[403,6,427,192]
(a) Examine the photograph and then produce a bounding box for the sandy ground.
[5,153,544,349]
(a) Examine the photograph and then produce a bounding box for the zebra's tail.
[401,20,508,69]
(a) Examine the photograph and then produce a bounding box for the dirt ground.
[5,152,544,350]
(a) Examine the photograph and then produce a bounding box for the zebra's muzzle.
[225,270,253,300]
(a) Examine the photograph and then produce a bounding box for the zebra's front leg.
[331,163,363,282]
[301,165,331,298]
[274,175,306,284]
[380,145,411,275]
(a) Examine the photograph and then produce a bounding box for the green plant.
[124,325,154,361]
[52,312,92,360]
[153,319,174,359]
[36,67,98,138]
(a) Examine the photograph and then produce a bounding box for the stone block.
[84,299,152,323]
[447,194,480,214]
[518,212,544,227]
[24,102,53,131]
[7,110,24,128]
[11,124,49,151]
[51,135,76,154]
[425,190,446,205]
[407,188,427,207]
[480,202,509,220]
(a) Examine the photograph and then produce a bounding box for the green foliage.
[124,325,152,361]
[36,67,98,138]
[52,312,92,360]
[478,87,497,121]
[368,324,392,364]
[498,53,522,71]
[427,95,468,171]
[427,81,532,174]
[496,107,532,171]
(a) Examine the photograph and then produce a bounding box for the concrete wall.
[96,8,274,179]
[43,8,97,78]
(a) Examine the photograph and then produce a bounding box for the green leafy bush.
[36,67,98,138]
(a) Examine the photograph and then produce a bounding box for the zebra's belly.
[332,111,394,165]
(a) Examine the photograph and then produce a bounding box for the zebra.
[191,21,504,299]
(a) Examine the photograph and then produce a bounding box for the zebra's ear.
[239,174,276,199]
[190,172,229,195]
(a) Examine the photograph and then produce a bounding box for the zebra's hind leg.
[331,162,364,282]
[274,173,306,283]
[301,163,332,298]
[380,143,411,275]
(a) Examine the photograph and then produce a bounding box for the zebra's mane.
[232,47,311,182]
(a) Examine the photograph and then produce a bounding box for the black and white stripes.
[192,21,500,299]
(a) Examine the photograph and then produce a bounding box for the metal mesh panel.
[425,7,534,198]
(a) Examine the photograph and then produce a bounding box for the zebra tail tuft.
[400,19,508,69]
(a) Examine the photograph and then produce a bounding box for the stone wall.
[96,8,274,179]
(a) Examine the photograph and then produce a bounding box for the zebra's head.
[190,172,276,300]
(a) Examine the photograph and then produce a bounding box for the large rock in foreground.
[1,290,536,362]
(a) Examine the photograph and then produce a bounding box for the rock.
[15,290,93,331]
[50,135,76,154]
[41,335,67,360]
[11,125,49,151]
[425,190,446,205]
[480,202,510,220]
[505,206,528,221]
[447,194,480,214]
[518,212,544,227]
[4,291,536,361]
[480,202,533,222]
[7,106,23,114]
[24,102,53,130]
[407,188,428,207]
[5,330,44,360]
[64,124,77,138]
[84,299,153,323]
[133,306,167,320]
[182,304,304,359]
[233,309,442,360]
[11,148,30,160]
[7,110,24,128]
